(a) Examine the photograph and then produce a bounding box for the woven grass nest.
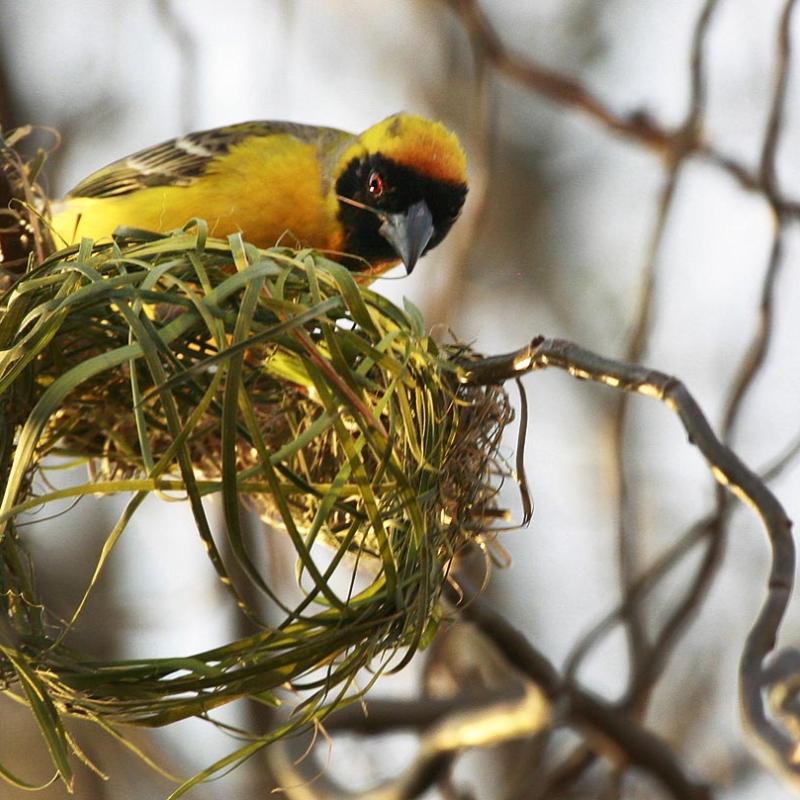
[0,129,520,789]
[0,128,519,789]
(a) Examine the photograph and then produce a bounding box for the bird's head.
[334,114,468,274]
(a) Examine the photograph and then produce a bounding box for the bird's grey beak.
[378,200,434,274]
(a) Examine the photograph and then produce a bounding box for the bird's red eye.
[368,170,384,198]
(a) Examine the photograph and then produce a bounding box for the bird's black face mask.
[335,153,467,273]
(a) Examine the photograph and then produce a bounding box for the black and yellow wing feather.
[51,122,355,248]
[67,121,341,199]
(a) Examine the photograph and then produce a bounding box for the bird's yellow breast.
[50,135,344,250]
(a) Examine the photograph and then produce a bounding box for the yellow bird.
[50,114,468,274]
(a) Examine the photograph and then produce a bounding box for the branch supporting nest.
[462,336,798,787]
[264,335,798,800]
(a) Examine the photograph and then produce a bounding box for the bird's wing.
[66,121,341,199]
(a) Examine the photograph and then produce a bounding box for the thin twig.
[723,0,797,444]
[611,168,679,692]
[564,512,722,684]
[446,0,800,226]
[567,418,800,707]
[446,0,675,153]
[609,0,720,708]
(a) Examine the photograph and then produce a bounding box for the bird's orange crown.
[353,113,467,185]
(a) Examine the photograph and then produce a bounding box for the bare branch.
[611,169,679,695]
[760,0,797,194]
[323,687,528,735]
[445,0,675,152]
[610,0,720,705]
[462,336,798,785]
[445,579,713,800]
[270,686,550,800]
[445,0,800,227]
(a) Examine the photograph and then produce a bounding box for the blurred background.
[2,0,800,797]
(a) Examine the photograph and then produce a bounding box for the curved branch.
[462,336,798,785]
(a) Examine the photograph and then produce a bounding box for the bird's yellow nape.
[355,114,467,186]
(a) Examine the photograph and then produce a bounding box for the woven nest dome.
[0,225,514,735]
